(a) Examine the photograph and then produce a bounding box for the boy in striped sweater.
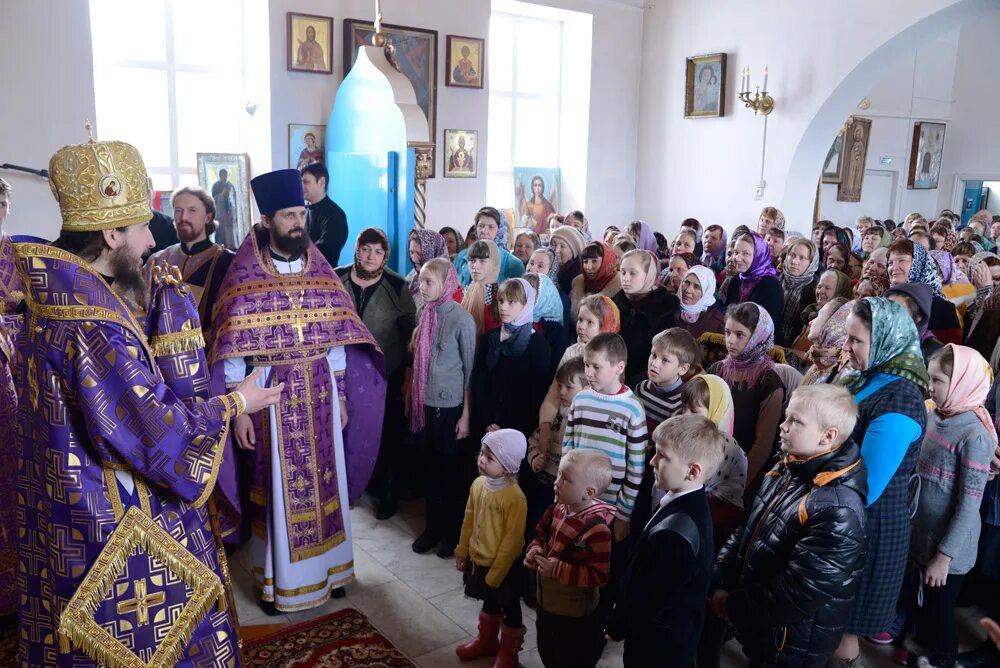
[563,333,648,542]
[525,449,616,668]
[632,327,702,528]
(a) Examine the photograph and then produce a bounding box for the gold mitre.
[48,123,152,232]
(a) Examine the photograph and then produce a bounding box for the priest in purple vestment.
[210,168,387,614]
[14,135,282,667]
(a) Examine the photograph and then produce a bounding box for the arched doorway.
[781,0,1000,228]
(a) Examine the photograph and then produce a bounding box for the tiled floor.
[229,496,989,667]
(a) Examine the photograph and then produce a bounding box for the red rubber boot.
[492,624,526,668]
[455,611,501,660]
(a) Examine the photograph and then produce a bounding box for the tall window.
[487,6,565,217]
[89,0,253,192]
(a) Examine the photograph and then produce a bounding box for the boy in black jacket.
[712,384,868,668]
[605,414,725,667]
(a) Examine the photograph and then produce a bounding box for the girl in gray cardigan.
[897,344,996,668]
[407,258,478,558]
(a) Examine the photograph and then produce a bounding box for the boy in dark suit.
[605,414,725,667]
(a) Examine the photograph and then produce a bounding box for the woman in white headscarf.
[677,265,724,339]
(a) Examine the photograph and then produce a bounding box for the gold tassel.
[149,329,205,357]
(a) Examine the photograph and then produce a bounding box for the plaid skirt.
[846,472,917,634]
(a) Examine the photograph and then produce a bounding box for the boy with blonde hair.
[526,449,616,667]
[712,384,868,667]
[606,414,725,666]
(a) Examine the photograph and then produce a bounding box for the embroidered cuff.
[335,370,347,400]
[223,391,246,418]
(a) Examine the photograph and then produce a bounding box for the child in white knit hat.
[454,428,528,667]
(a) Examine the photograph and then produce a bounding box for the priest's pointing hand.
[231,369,285,451]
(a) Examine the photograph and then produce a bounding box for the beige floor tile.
[412,639,495,668]
[350,579,469,658]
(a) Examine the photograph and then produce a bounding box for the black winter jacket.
[612,287,680,388]
[714,440,869,667]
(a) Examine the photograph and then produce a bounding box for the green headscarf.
[841,297,929,395]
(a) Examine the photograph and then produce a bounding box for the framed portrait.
[513,167,560,231]
[287,13,333,74]
[821,129,846,184]
[684,53,726,118]
[443,130,477,178]
[196,153,251,252]
[836,116,872,203]
[288,124,326,169]
[907,121,946,190]
[446,35,484,89]
[344,20,437,149]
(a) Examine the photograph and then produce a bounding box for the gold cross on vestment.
[117,579,165,626]
[287,289,307,344]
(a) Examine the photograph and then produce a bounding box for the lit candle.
[746,66,751,95]
[763,66,768,93]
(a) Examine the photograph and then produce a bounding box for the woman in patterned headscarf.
[930,249,975,323]
[570,241,621,319]
[801,298,853,386]
[723,233,784,342]
[780,238,820,346]
[405,229,451,310]
[834,297,928,666]
[708,302,784,489]
[887,238,962,344]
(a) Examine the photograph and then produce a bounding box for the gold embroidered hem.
[57,507,225,668]
[149,328,206,357]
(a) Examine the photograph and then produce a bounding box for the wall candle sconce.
[738,66,775,115]
[738,65,775,199]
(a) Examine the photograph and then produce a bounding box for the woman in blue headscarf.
[833,297,928,666]
[453,207,526,286]
[525,272,568,377]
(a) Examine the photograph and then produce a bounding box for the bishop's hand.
[237,368,285,414]
[233,414,256,451]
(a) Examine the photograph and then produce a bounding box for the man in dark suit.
[301,162,348,267]
[606,415,724,667]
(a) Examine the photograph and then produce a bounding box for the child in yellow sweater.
[455,428,528,668]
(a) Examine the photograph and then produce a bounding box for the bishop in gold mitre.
[13,128,281,667]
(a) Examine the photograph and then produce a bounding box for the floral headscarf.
[737,233,779,301]
[717,303,776,390]
[411,264,461,431]
[583,241,620,293]
[532,247,561,284]
[532,273,563,324]
[678,265,717,323]
[936,344,998,449]
[841,297,929,395]
[938,226,958,252]
[929,249,970,286]
[589,294,621,333]
[805,300,853,374]
[780,239,820,344]
[907,242,944,297]
[408,229,448,295]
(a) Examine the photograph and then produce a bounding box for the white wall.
[936,14,1000,214]
[818,29,960,226]
[633,0,997,237]
[0,0,97,239]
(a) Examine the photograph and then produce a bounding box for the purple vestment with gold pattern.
[210,229,385,610]
[14,243,243,667]
[0,233,25,618]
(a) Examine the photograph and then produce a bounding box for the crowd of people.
[386,205,1000,668]
[4,139,1000,668]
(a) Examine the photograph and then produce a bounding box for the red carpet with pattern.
[244,607,415,667]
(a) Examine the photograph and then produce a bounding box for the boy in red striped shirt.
[524,448,615,668]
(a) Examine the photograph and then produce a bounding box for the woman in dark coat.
[832,297,928,666]
[724,232,784,338]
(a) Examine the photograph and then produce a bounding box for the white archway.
[780,0,1000,228]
